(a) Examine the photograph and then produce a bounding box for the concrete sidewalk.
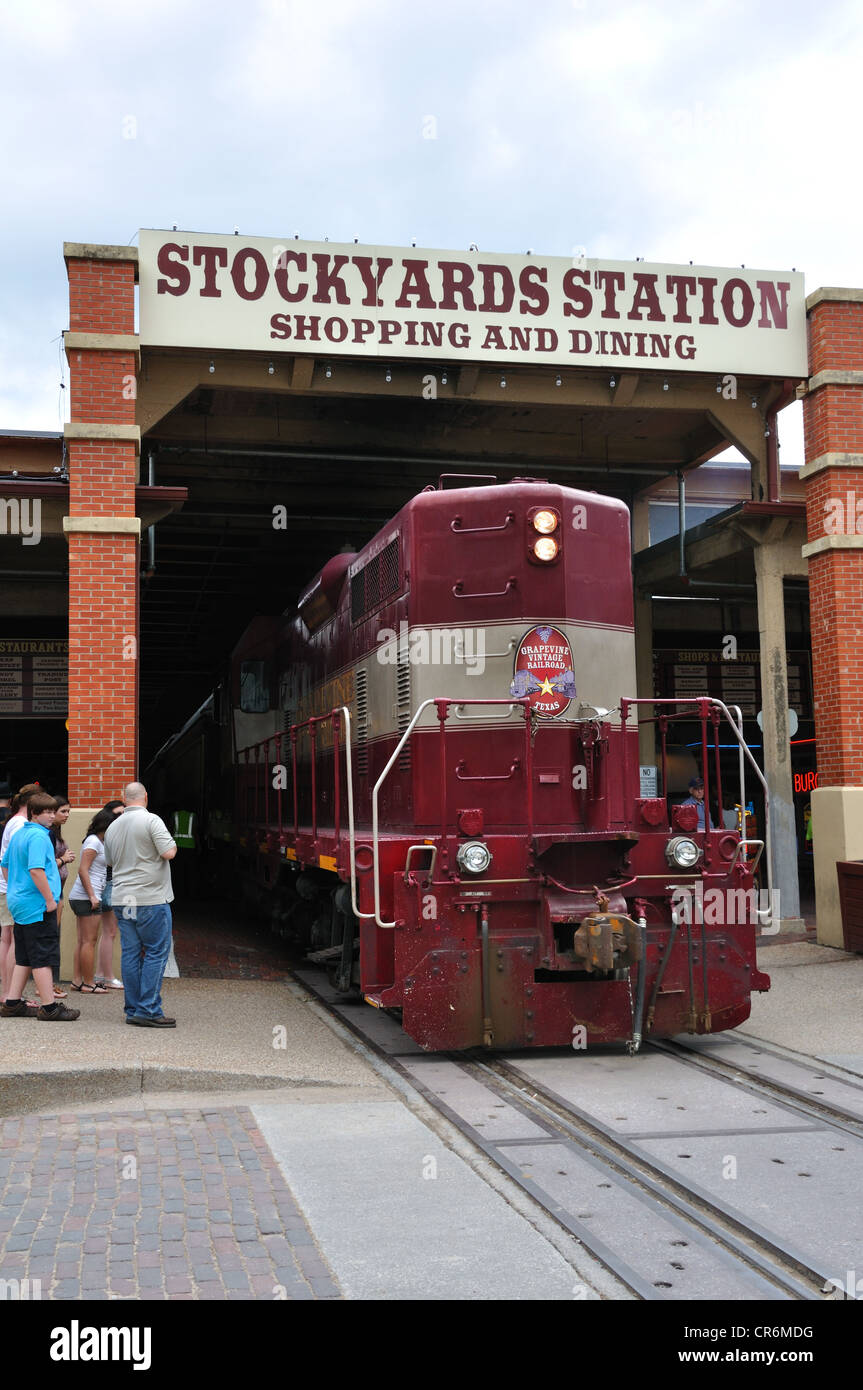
[746,938,863,1075]
[0,979,374,1115]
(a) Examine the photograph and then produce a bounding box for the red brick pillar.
[63,244,141,807]
[801,288,863,945]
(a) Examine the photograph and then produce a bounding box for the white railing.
[372,698,441,928]
[337,705,375,923]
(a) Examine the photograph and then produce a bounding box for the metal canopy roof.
[134,354,797,759]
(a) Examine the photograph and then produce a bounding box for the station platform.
[0,905,860,1301]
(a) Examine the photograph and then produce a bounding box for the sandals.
[53,987,68,999]
[95,977,124,990]
[70,981,108,994]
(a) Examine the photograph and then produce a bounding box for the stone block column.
[62,244,141,810]
[753,543,802,929]
[800,288,863,946]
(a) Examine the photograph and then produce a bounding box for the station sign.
[653,648,812,722]
[0,639,67,717]
[138,231,807,377]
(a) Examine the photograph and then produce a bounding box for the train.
[150,475,771,1052]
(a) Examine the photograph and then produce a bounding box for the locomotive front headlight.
[457,841,493,875]
[665,836,701,869]
[533,510,558,535]
[532,536,559,562]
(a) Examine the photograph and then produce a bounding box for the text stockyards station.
[139,233,808,377]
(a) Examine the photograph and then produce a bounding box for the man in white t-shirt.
[0,783,40,1002]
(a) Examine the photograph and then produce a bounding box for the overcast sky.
[3,0,862,467]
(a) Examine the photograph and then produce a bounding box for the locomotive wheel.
[326,961,358,996]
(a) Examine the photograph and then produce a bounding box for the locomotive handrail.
[452,578,517,599]
[292,705,374,923]
[451,702,517,720]
[692,696,774,928]
[403,844,438,883]
[372,695,533,928]
[450,633,516,662]
[335,705,375,923]
[621,695,774,929]
[470,638,517,660]
[730,838,765,873]
[237,706,374,923]
[373,698,437,928]
[438,472,497,489]
[450,512,516,534]
[729,703,747,840]
[455,758,521,782]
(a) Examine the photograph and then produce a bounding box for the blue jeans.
[118,903,173,1020]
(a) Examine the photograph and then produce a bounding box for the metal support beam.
[634,593,655,766]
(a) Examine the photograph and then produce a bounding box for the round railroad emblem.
[509,625,576,717]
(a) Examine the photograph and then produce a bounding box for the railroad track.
[649,1034,863,1137]
[294,969,859,1302]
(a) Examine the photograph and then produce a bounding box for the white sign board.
[639,765,658,797]
[138,231,807,377]
[0,640,67,717]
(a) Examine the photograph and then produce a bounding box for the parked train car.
[152,476,770,1051]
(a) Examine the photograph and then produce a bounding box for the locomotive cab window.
[240,661,270,712]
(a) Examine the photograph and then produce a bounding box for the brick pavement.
[0,1104,342,1301]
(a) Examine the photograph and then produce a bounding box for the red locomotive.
[159,476,771,1051]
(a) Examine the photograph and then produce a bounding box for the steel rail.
[476,1056,824,1299]
[484,1045,861,1294]
[650,1037,863,1139]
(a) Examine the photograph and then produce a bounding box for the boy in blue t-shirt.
[0,792,79,1021]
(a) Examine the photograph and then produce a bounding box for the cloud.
[2,0,862,432]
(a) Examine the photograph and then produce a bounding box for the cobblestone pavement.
[0,1104,342,1300]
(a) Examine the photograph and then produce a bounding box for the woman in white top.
[69,808,115,993]
[95,799,124,989]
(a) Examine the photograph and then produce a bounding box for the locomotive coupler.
[572,912,642,974]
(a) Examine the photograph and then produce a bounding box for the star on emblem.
[539,676,555,696]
